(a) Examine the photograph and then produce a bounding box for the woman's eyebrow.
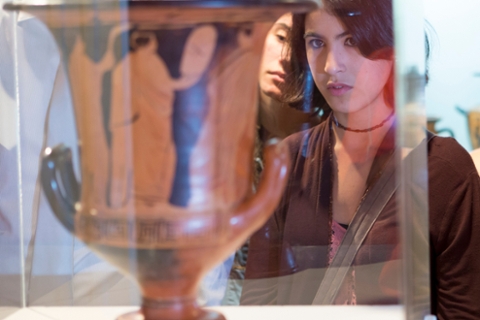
[303,31,350,39]
[275,23,291,31]
[304,31,321,39]
[335,31,350,40]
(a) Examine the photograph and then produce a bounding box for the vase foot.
[117,307,226,320]
[117,311,144,320]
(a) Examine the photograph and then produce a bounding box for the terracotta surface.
[24,2,311,319]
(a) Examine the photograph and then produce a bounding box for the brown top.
[242,118,480,320]
[427,135,480,319]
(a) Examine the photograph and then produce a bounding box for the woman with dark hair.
[223,14,328,305]
[241,0,480,318]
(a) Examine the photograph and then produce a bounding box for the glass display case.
[1,0,479,319]
[0,4,24,318]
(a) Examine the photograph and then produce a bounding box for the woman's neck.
[258,91,283,137]
[332,105,395,159]
[331,105,395,225]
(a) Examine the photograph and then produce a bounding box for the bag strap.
[312,132,435,305]
[312,147,399,305]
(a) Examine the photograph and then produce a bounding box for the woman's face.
[258,13,292,101]
[304,9,393,116]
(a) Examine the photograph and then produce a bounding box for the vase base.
[117,309,226,320]
[117,311,144,320]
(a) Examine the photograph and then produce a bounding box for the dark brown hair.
[283,0,395,114]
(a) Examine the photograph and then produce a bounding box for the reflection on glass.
[2,3,143,308]
[0,7,24,315]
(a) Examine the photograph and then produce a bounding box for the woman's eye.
[276,34,287,42]
[308,39,324,49]
[345,37,357,47]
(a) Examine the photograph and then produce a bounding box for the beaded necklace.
[333,111,395,133]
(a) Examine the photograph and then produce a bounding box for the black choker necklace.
[333,111,395,133]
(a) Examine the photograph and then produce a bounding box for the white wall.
[424,0,480,150]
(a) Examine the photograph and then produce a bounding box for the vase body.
[4,0,316,318]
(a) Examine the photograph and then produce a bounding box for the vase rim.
[4,0,319,11]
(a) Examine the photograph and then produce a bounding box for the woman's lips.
[268,71,286,82]
[326,83,353,96]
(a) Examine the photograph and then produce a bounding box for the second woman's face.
[304,10,393,115]
[258,13,292,101]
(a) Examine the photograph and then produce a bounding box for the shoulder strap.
[312,132,436,305]
[312,147,400,305]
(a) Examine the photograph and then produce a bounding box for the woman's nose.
[324,48,345,75]
[279,45,291,69]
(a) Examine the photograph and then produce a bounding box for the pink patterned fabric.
[328,220,357,305]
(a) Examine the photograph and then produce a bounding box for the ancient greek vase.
[4,0,316,319]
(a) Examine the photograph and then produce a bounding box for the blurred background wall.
[424,0,480,150]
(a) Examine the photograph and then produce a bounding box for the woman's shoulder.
[428,136,478,177]
[427,136,479,214]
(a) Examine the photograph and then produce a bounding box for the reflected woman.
[242,0,480,318]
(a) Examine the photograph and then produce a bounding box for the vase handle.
[41,144,81,233]
[229,139,289,243]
